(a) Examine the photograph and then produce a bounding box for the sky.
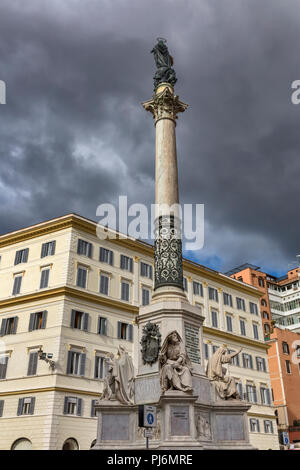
[0,0,300,276]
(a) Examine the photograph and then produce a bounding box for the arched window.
[261,299,267,307]
[263,311,269,320]
[258,277,265,288]
[11,438,32,450]
[90,439,97,449]
[62,438,79,450]
[264,323,271,334]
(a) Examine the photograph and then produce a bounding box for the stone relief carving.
[206,346,242,400]
[159,330,193,393]
[196,413,211,440]
[100,346,135,405]
[153,412,161,440]
[140,322,161,365]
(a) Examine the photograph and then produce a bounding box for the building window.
[246,384,257,403]
[99,247,113,265]
[285,360,291,374]
[14,248,29,265]
[264,420,273,434]
[256,356,266,372]
[212,345,219,354]
[183,277,187,292]
[253,323,259,340]
[0,356,9,380]
[250,418,260,433]
[41,241,56,258]
[76,266,88,288]
[249,302,258,315]
[228,349,240,366]
[28,311,47,331]
[242,353,253,369]
[226,315,233,332]
[208,287,218,302]
[91,399,97,417]
[0,316,18,336]
[282,342,290,354]
[260,387,271,405]
[261,299,267,307]
[17,397,35,416]
[121,281,130,301]
[12,275,22,295]
[258,277,265,288]
[264,323,271,335]
[263,311,269,320]
[236,382,243,399]
[117,321,133,341]
[193,281,203,296]
[223,292,233,307]
[66,350,86,376]
[120,255,133,272]
[240,319,246,336]
[211,311,218,328]
[27,351,39,376]
[99,274,109,295]
[94,356,105,379]
[70,310,89,331]
[236,297,246,311]
[142,287,150,306]
[63,397,82,416]
[140,262,152,279]
[40,268,50,289]
[77,239,93,258]
[204,343,209,359]
[97,316,107,336]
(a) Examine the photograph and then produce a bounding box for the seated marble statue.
[101,346,135,405]
[159,330,193,393]
[206,346,242,400]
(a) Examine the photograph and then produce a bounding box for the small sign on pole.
[282,431,289,446]
[138,405,157,450]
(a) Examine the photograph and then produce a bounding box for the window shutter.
[29,397,35,415]
[204,343,209,359]
[97,316,101,335]
[257,420,260,433]
[23,248,29,263]
[264,421,267,433]
[12,316,18,334]
[71,310,76,328]
[83,313,89,332]
[242,354,246,368]
[0,319,7,337]
[129,258,133,272]
[50,240,56,255]
[0,400,4,417]
[66,351,72,374]
[80,353,86,376]
[149,265,153,279]
[63,397,68,414]
[117,322,122,339]
[77,398,82,416]
[256,357,259,370]
[253,386,257,403]
[0,356,8,379]
[266,389,271,405]
[77,239,82,254]
[91,399,96,417]
[94,357,98,378]
[17,398,24,416]
[14,251,20,265]
[88,243,93,258]
[99,247,104,262]
[28,313,35,332]
[109,250,114,266]
[249,355,253,369]
[27,352,38,376]
[120,255,124,269]
[41,311,47,329]
[263,358,266,372]
[128,324,133,342]
[41,243,47,258]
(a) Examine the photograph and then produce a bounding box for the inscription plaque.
[216,414,245,441]
[184,322,201,364]
[101,413,130,441]
[170,405,190,436]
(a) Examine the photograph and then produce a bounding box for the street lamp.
[38,347,56,370]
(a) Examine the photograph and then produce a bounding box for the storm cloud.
[0,0,300,275]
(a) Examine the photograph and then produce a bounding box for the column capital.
[142,84,188,124]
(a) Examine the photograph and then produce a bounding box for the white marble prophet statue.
[206,346,242,400]
[159,330,193,393]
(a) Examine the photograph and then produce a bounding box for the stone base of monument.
[93,377,254,450]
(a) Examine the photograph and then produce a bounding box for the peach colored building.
[268,327,300,445]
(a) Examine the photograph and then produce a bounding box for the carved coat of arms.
[140,322,161,366]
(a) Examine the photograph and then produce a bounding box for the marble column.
[142,83,188,301]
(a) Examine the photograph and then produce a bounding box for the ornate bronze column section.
[142,83,188,291]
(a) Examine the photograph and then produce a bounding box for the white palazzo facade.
[0,214,279,450]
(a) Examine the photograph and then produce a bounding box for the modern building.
[0,214,279,450]
[227,262,300,445]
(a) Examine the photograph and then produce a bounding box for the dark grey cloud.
[0,0,300,275]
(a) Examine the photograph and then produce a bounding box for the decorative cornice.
[0,286,139,315]
[203,326,270,351]
[0,386,100,398]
